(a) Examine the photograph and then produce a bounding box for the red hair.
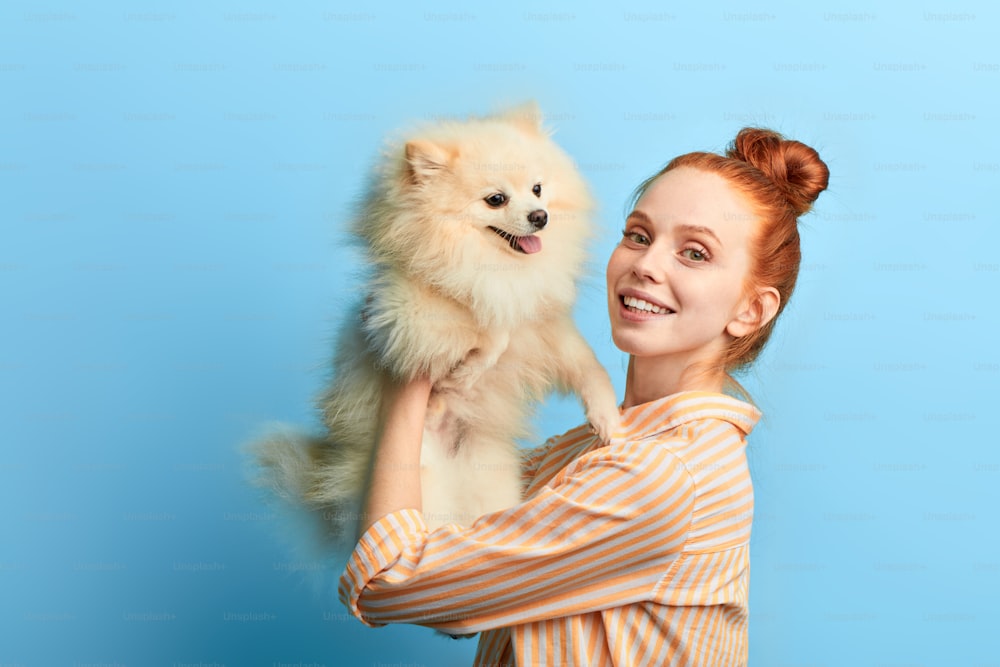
[630,127,830,392]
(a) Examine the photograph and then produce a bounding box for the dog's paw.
[436,330,510,393]
[586,400,621,444]
[576,370,621,443]
[435,343,494,392]
[435,357,481,393]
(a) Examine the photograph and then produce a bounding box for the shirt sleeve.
[337,440,695,634]
[518,436,556,489]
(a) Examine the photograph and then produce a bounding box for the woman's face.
[606,167,759,370]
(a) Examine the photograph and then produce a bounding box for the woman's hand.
[358,375,433,537]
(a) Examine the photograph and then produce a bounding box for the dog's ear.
[404,140,453,183]
[499,101,544,136]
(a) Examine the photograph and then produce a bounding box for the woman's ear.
[726,287,780,338]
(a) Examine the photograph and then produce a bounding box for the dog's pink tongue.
[517,235,542,254]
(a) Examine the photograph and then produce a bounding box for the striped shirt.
[339,390,761,666]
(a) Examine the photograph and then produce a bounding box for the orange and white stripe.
[338,390,761,666]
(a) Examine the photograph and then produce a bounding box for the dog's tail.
[248,425,323,503]
[244,425,363,558]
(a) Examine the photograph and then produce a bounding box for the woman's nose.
[631,246,667,283]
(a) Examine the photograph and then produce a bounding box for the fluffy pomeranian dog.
[252,103,619,544]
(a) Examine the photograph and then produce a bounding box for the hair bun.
[726,127,829,217]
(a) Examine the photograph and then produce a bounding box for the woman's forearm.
[359,375,432,537]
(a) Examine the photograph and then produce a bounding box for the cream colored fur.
[251,103,619,544]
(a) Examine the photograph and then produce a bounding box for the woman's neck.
[622,355,726,409]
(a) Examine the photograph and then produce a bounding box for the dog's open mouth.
[488,226,542,254]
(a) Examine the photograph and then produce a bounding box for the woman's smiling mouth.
[622,295,673,314]
[618,290,676,319]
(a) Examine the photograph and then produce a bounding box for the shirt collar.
[609,390,761,446]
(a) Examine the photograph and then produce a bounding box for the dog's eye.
[484,193,508,208]
[532,183,542,197]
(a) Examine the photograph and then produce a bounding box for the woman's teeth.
[623,295,672,314]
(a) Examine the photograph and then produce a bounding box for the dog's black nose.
[528,209,548,230]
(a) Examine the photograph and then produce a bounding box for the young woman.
[338,128,829,666]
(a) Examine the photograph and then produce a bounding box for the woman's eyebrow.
[676,224,723,248]
[625,209,653,225]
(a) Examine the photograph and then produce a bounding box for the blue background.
[2,1,998,665]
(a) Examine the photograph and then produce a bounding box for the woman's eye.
[484,193,508,208]
[532,183,542,197]
[622,229,650,245]
[680,247,708,262]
